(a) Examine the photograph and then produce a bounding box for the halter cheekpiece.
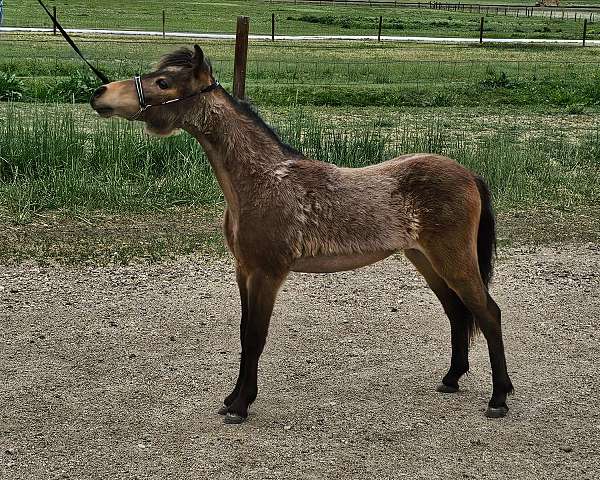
[133,74,220,116]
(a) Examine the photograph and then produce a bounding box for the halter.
[133,75,220,118]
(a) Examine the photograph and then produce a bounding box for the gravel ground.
[0,244,599,479]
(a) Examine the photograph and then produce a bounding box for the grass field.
[1,102,598,222]
[2,0,597,39]
[3,35,600,109]
[1,1,599,228]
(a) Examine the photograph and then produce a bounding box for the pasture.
[1,0,599,478]
[1,34,599,222]
[2,0,598,39]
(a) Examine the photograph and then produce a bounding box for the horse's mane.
[157,48,200,69]
[232,99,302,157]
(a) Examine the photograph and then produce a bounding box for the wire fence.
[4,54,599,87]
[271,0,599,21]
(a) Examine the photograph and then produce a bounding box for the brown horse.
[91,45,513,424]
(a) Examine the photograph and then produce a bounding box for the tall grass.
[0,105,219,219]
[4,57,600,108]
[0,103,598,221]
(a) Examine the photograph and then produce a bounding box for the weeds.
[0,73,25,101]
[0,104,598,220]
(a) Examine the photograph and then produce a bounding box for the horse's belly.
[291,250,396,273]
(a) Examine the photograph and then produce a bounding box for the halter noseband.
[133,75,220,117]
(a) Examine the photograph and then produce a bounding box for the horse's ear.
[192,45,205,69]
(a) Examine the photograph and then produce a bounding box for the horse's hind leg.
[423,245,513,418]
[405,249,472,393]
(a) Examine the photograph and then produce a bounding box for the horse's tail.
[474,175,497,288]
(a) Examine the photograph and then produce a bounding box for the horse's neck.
[183,95,287,210]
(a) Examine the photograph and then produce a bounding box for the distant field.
[276,0,600,5]
[2,34,600,109]
[2,0,597,39]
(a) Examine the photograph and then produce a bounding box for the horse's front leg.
[218,264,248,415]
[223,267,287,424]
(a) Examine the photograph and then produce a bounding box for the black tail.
[474,176,497,288]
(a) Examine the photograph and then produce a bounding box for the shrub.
[0,72,25,101]
[47,70,101,103]
[481,68,512,89]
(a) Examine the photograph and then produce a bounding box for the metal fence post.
[233,16,250,99]
[162,10,165,39]
[272,13,275,41]
[378,15,383,42]
[583,18,588,46]
[479,16,484,44]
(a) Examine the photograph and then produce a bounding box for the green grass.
[3,35,600,109]
[1,103,598,222]
[1,2,599,228]
[5,35,600,64]
[1,0,595,39]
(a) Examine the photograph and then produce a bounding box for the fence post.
[271,13,275,41]
[233,16,250,99]
[378,15,383,42]
[583,18,587,46]
[53,6,57,35]
[162,10,165,39]
[479,16,484,44]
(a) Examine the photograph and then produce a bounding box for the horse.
[90,45,514,424]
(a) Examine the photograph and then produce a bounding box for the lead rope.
[36,0,110,84]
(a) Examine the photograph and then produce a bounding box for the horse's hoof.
[217,404,229,415]
[223,413,246,424]
[436,383,459,393]
[485,405,509,418]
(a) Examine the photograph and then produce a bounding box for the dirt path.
[0,244,599,479]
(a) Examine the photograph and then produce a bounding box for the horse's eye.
[156,79,169,90]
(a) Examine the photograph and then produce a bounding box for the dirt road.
[1,244,599,479]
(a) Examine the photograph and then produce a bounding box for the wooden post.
[378,15,383,42]
[233,16,250,99]
[271,13,275,41]
[53,6,57,35]
[162,10,165,39]
[583,18,587,46]
[479,16,484,44]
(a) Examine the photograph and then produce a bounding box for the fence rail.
[269,0,598,20]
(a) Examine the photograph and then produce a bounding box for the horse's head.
[90,45,216,136]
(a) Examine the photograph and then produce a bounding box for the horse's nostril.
[93,86,107,99]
